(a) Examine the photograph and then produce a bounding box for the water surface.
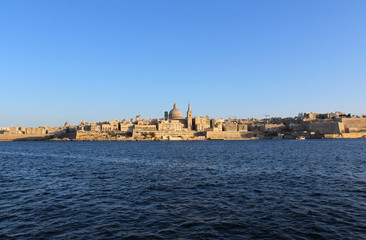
[0,140,365,239]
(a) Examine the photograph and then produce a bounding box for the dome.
[169,103,183,120]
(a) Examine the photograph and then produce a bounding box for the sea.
[0,140,365,239]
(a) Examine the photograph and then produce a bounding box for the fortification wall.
[289,123,306,132]
[75,131,109,140]
[262,124,285,132]
[153,131,195,140]
[323,132,366,139]
[342,133,366,138]
[323,134,342,139]
[206,131,243,140]
[307,122,344,134]
[341,118,366,132]
[134,125,157,131]
[0,134,51,141]
[348,127,366,133]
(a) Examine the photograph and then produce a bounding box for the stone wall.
[341,118,366,132]
[0,134,50,141]
[348,127,366,133]
[119,124,134,132]
[288,123,306,132]
[206,131,243,140]
[307,122,345,134]
[154,130,195,140]
[75,131,110,140]
[342,132,366,138]
[324,132,366,139]
[238,124,248,132]
[223,122,237,131]
[134,125,157,131]
[262,124,285,133]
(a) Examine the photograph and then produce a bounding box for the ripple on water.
[0,140,366,239]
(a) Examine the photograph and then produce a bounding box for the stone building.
[90,122,101,132]
[157,120,184,131]
[213,122,223,131]
[169,103,183,120]
[194,117,211,131]
[101,123,117,132]
[134,124,157,131]
[237,123,248,132]
[187,103,192,130]
[119,122,134,132]
[223,122,238,131]
[261,123,286,133]
[165,103,194,129]
[25,127,47,135]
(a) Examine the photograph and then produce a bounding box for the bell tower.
[187,103,192,130]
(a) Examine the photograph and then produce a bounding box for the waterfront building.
[1,102,366,141]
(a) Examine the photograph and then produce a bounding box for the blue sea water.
[0,140,365,239]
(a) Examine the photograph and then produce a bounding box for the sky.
[1,1,365,127]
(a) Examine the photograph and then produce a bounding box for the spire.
[186,102,192,128]
[187,102,192,118]
[174,103,177,109]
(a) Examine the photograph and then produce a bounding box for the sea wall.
[342,132,366,138]
[323,132,366,139]
[206,131,243,140]
[75,131,114,140]
[0,134,51,141]
[143,130,196,140]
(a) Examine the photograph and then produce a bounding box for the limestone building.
[166,103,198,130]
[169,103,183,120]
[187,103,192,130]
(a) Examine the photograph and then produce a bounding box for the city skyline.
[1,1,366,127]
[0,101,360,128]
[2,101,365,142]
[0,97,363,127]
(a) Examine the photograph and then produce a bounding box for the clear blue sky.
[1,1,365,127]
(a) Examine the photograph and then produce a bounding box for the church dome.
[169,103,183,120]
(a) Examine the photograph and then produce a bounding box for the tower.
[187,103,192,130]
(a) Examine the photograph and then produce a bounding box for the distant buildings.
[1,104,366,141]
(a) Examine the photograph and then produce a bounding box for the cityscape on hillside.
[1,103,366,141]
